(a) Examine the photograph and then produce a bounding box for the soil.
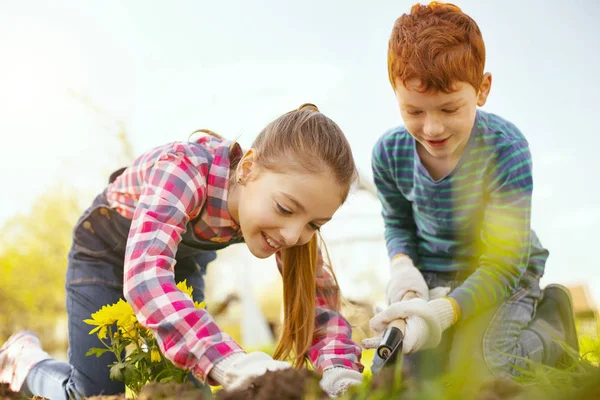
[0,382,204,400]
[472,378,524,400]
[0,383,48,400]
[0,383,22,400]
[216,368,327,400]
[137,382,205,400]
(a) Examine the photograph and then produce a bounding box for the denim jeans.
[371,270,545,386]
[22,193,218,400]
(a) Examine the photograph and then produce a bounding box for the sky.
[1,0,599,303]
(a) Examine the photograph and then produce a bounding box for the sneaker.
[544,284,579,352]
[0,331,51,392]
[532,284,579,366]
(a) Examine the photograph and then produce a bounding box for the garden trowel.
[376,291,417,369]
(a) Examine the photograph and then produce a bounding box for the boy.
[364,2,578,383]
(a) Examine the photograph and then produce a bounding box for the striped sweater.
[372,110,549,319]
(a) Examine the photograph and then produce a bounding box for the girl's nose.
[280,223,305,247]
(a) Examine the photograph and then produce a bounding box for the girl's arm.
[123,146,243,383]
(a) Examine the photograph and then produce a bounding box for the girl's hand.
[209,351,291,391]
[319,367,363,397]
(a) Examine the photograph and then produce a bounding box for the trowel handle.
[386,318,408,335]
[376,291,418,360]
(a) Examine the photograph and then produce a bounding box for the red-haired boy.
[365,2,578,382]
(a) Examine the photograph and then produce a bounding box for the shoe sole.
[0,331,41,354]
[542,284,579,353]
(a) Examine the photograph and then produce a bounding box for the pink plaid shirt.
[105,133,363,383]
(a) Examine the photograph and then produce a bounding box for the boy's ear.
[237,148,259,183]
[477,72,492,107]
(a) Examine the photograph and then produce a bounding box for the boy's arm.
[372,137,429,303]
[371,137,418,262]
[448,140,534,320]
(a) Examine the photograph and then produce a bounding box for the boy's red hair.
[388,2,486,93]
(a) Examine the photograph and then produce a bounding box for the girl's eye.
[407,110,423,116]
[276,202,292,215]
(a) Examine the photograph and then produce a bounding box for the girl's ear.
[237,148,259,184]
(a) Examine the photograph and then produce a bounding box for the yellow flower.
[84,299,136,339]
[176,280,205,309]
[84,305,118,339]
[176,280,194,298]
[150,348,162,363]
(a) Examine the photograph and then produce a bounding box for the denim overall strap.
[106,142,243,258]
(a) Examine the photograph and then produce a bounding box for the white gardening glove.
[362,284,452,352]
[367,298,456,353]
[386,256,429,303]
[429,286,451,300]
[319,367,363,398]
[209,351,292,391]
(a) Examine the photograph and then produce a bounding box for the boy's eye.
[406,110,423,116]
[442,107,459,114]
[276,202,292,215]
[309,222,321,231]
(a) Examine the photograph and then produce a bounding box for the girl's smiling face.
[228,151,345,258]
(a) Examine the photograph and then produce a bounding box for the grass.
[339,333,600,400]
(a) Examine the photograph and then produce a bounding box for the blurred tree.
[0,93,136,353]
[0,186,81,351]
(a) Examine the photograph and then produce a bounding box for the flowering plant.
[84,280,205,396]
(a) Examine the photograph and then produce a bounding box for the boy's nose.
[423,115,444,137]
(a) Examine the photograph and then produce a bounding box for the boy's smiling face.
[394,74,492,164]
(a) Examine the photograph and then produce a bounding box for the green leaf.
[123,363,139,383]
[109,362,126,382]
[85,348,110,358]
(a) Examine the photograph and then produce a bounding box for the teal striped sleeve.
[372,135,418,262]
[449,140,533,319]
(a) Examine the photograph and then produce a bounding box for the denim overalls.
[370,269,546,388]
[24,148,242,399]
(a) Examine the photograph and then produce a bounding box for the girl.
[0,104,364,399]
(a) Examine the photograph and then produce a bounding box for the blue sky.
[1,0,599,302]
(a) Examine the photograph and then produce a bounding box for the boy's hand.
[366,298,456,353]
[362,313,430,355]
[361,286,451,353]
[386,255,429,303]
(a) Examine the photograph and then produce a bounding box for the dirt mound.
[216,368,327,400]
[1,382,204,400]
[0,383,49,400]
[0,383,22,400]
[137,382,206,400]
[472,378,524,400]
[86,395,126,400]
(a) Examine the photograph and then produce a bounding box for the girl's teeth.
[264,233,280,249]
